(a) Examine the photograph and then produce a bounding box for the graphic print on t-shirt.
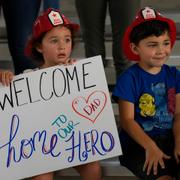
[139,82,175,132]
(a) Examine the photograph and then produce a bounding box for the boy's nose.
[157,45,164,53]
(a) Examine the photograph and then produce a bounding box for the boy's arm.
[0,70,14,86]
[119,99,170,175]
[173,93,180,163]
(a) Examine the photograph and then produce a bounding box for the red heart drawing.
[72,90,107,123]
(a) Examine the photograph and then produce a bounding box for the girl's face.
[37,26,72,68]
[130,32,171,74]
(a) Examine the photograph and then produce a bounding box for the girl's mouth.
[58,53,66,58]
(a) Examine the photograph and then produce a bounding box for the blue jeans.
[75,0,140,77]
[43,0,60,10]
[1,0,60,74]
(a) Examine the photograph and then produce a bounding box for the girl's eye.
[50,39,58,43]
[65,38,71,43]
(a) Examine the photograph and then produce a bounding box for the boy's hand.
[143,143,170,176]
[174,143,180,164]
[0,70,14,86]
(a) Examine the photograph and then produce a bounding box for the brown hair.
[30,25,78,67]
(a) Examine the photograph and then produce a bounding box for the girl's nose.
[58,43,65,50]
[58,40,65,49]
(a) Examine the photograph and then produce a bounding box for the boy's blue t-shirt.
[112,63,180,143]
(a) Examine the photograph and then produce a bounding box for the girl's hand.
[0,70,14,86]
[65,58,76,65]
[143,143,170,176]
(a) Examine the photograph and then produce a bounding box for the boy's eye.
[148,44,157,47]
[50,39,58,43]
[164,41,170,46]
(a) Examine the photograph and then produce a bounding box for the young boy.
[112,7,180,179]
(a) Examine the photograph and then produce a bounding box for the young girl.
[25,8,102,180]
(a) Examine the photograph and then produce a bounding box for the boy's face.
[37,26,72,67]
[130,32,171,73]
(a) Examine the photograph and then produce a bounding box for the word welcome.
[0,62,96,111]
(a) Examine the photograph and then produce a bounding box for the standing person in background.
[43,0,59,10]
[75,0,140,78]
[25,8,102,180]
[0,0,60,75]
[112,7,180,179]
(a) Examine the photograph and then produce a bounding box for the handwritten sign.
[0,56,122,180]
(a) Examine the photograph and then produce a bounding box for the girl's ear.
[130,43,139,55]
[35,43,43,53]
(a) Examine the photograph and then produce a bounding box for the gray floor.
[53,177,138,180]
[25,173,139,180]
[26,176,138,180]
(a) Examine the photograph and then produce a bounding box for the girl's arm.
[119,99,170,176]
[173,93,180,164]
[0,70,14,86]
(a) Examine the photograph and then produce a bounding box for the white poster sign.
[0,56,122,179]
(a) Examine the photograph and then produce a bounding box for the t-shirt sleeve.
[176,69,180,93]
[112,71,136,103]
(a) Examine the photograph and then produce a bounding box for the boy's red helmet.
[25,8,80,57]
[122,7,176,61]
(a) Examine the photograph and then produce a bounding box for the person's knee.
[89,161,102,176]
[157,175,173,180]
[74,161,102,179]
[31,172,54,180]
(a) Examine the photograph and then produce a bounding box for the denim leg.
[109,0,140,78]
[2,0,41,74]
[75,0,108,67]
[43,0,60,10]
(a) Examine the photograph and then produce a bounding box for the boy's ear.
[36,44,43,53]
[130,43,139,55]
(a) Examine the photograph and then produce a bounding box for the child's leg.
[120,133,177,179]
[157,175,173,180]
[74,161,102,180]
[31,172,53,180]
